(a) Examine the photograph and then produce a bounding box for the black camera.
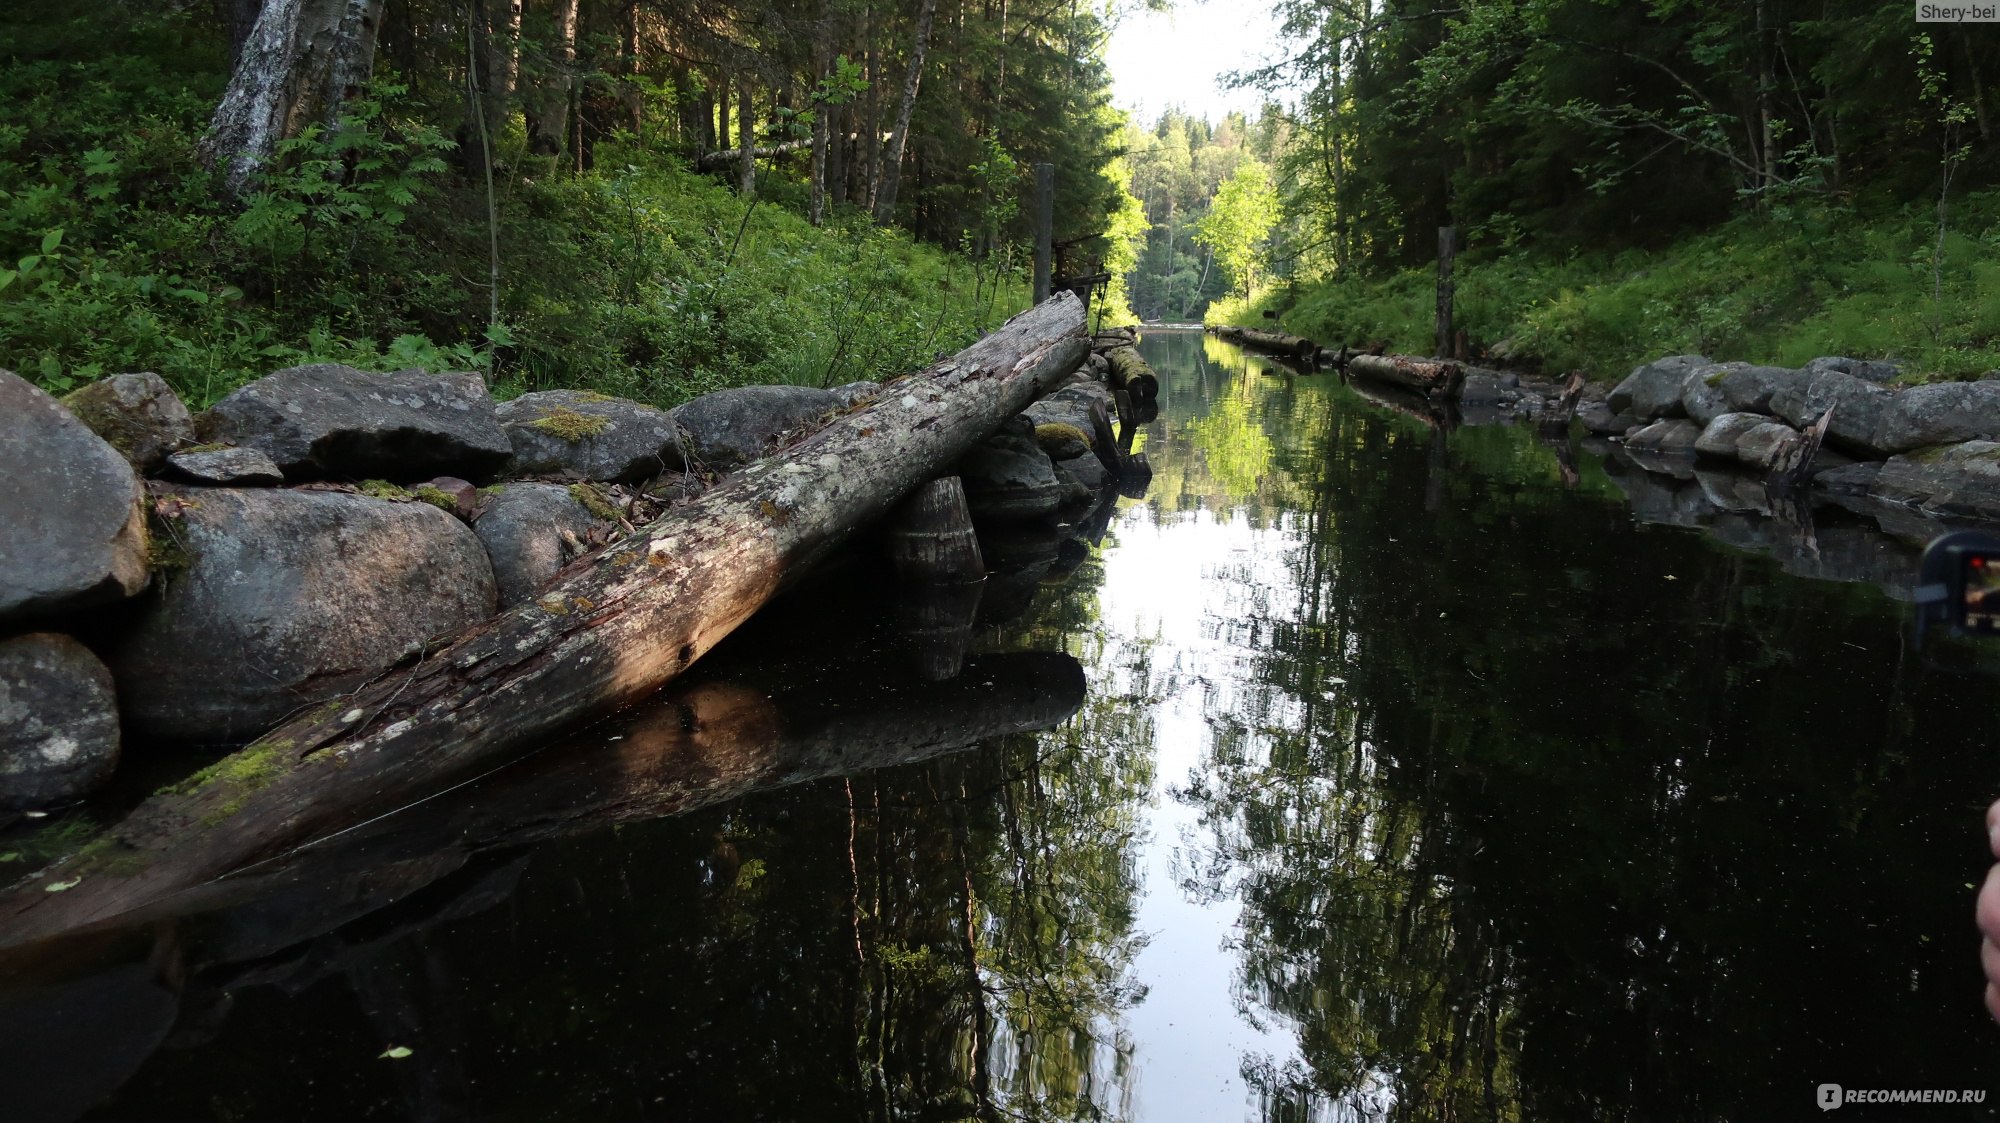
[1915,531,2000,640]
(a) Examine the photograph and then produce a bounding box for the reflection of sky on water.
[1091,491,1382,1122]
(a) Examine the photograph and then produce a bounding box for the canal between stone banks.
[28,329,2000,1121]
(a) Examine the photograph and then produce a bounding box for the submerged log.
[1104,346,1160,403]
[1345,353,1465,399]
[884,476,984,584]
[0,294,1091,949]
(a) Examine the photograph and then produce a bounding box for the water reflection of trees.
[1171,369,2000,1122]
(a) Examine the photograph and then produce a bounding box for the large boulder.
[61,372,193,473]
[1804,355,1900,384]
[956,418,1063,523]
[201,364,513,481]
[0,633,121,811]
[1768,368,1898,457]
[111,487,497,742]
[475,483,607,608]
[1623,418,1701,456]
[1607,355,1707,419]
[668,385,840,470]
[1715,363,1806,415]
[1872,381,2000,455]
[1693,412,1770,461]
[1678,366,1731,427]
[1734,421,1806,470]
[1869,442,2000,521]
[495,389,686,482]
[0,369,150,624]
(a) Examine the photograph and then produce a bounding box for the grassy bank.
[0,30,1029,411]
[1212,193,2000,383]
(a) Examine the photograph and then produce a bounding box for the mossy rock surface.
[496,389,685,482]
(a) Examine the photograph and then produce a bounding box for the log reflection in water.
[0,647,1085,968]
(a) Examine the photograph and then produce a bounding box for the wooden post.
[1033,162,1054,303]
[1435,225,1456,360]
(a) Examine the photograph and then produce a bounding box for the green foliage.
[1194,162,1280,300]
[1251,191,2000,380]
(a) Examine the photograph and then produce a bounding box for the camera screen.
[1962,553,2000,633]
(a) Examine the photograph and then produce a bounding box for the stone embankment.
[0,339,1134,811]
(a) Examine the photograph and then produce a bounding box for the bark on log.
[0,294,1090,951]
[1345,353,1465,399]
[1103,346,1160,403]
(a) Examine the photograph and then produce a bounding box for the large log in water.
[0,294,1090,949]
[1208,324,1317,361]
[1345,353,1466,399]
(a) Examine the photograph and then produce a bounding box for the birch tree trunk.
[201,0,387,196]
[809,47,829,224]
[872,0,937,224]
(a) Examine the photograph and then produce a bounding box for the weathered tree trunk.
[524,0,577,157]
[1344,353,1465,398]
[1541,371,1587,433]
[1435,225,1456,359]
[1103,346,1159,403]
[872,0,937,223]
[1208,324,1317,361]
[201,0,387,195]
[737,70,757,196]
[0,294,1089,950]
[486,0,522,143]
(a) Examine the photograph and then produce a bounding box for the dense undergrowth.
[1213,192,2000,383]
[0,28,1030,411]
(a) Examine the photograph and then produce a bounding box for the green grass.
[0,19,1031,412]
[1218,191,2000,383]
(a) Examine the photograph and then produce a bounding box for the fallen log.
[1344,352,1465,399]
[694,140,810,171]
[1208,324,1317,361]
[0,293,1090,949]
[1104,345,1160,403]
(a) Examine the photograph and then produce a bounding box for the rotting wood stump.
[0,293,1091,951]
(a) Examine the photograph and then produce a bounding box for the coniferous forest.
[0,1,1143,408]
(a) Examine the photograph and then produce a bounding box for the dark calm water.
[11,331,2000,1121]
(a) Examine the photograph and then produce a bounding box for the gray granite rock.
[1869,441,2000,521]
[1693,413,1771,461]
[668,385,841,469]
[496,389,685,482]
[1608,354,1708,419]
[1768,368,1897,457]
[1733,421,1804,470]
[1804,356,1900,383]
[0,633,120,810]
[111,486,497,742]
[1812,461,1883,496]
[1624,418,1702,455]
[1678,366,1732,426]
[0,369,150,624]
[61,372,193,473]
[956,418,1063,523]
[474,483,606,609]
[1872,380,2000,455]
[167,446,285,485]
[1055,453,1110,495]
[1716,364,1807,415]
[201,364,512,481]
